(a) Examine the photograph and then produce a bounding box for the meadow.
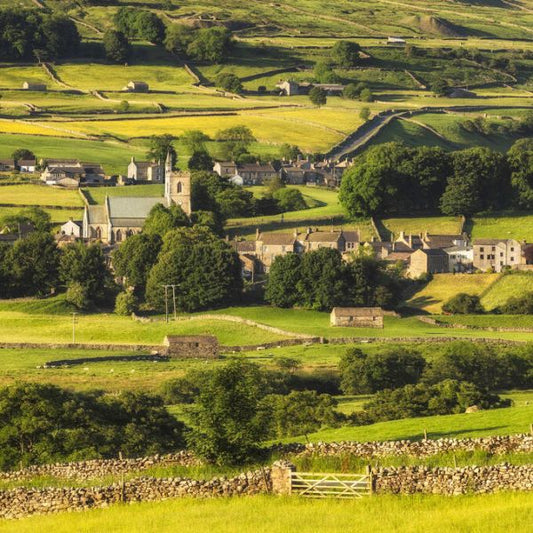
[0,184,83,207]
[471,212,533,242]
[480,273,533,311]
[3,492,532,533]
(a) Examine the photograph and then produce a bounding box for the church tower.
[164,151,192,216]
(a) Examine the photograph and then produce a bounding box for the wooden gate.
[290,471,372,499]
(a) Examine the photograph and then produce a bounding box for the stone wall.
[374,464,533,495]
[0,452,200,483]
[275,434,533,459]
[0,469,271,520]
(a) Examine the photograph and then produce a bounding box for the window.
[492,246,495,251]
[480,247,484,252]
[511,247,515,252]
[511,257,514,262]
[480,254,484,260]
[500,252,504,257]
[177,181,182,193]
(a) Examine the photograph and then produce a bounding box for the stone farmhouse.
[123,81,149,93]
[330,307,384,328]
[163,335,219,359]
[407,248,449,278]
[0,159,16,172]
[127,157,163,182]
[18,159,37,173]
[22,82,46,91]
[276,80,345,96]
[472,239,523,272]
[83,153,191,244]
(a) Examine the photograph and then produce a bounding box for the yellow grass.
[0,185,83,207]
[0,120,85,138]
[407,273,500,313]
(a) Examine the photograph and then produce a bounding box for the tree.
[186,27,233,63]
[215,125,256,160]
[266,391,338,439]
[309,86,327,107]
[117,100,130,113]
[191,171,228,212]
[41,16,80,59]
[11,148,35,162]
[187,360,270,464]
[65,281,90,310]
[136,11,165,44]
[313,61,341,83]
[359,88,374,102]
[216,73,243,94]
[145,227,242,312]
[143,203,189,238]
[273,188,307,212]
[215,187,254,218]
[339,347,426,394]
[265,254,302,308]
[146,134,177,167]
[507,138,533,209]
[442,293,484,314]
[5,232,59,297]
[431,78,449,96]
[103,30,130,63]
[59,242,111,306]
[112,233,162,293]
[188,150,214,171]
[440,174,481,216]
[279,143,301,161]
[331,40,360,67]
[2,206,51,232]
[343,82,368,100]
[165,24,195,56]
[181,130,209,154]
[359,107,371,121]
[500,292,533,314]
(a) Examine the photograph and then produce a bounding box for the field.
[379,216,463,240]
[406,273,499,313]
[3,492,532,533]
[0,184,83,207]
[480,273,533,311]
[471,212,533,243]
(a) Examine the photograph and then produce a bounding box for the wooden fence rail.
[290,471,372,499]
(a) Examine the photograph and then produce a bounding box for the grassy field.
[379,216,463,240]
[3,492,532,533]
[471,212,533,242]
[0,184,83,207]
[480,273,533,311]
[436,314,533,329]
[405,273,500,313]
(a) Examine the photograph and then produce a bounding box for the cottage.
[123,81,149,93]
[237,163,278,185]
[422,233,468,249]
[276,80,301,96]
[304,230,346,251]
[330,307,384,328]
[22,82,46,91]
[0,159,16,172]
[128,157,163,182]
[213,161,238,177]
[444,245,474,273]
[163,335,219,359]
[408,248,449,278]
[255,231,301,272]
[18,159,37,173]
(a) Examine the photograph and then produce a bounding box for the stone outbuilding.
[163,335,219,359]
[330,307,384,328]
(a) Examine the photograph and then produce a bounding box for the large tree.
[143,203,189,238]
[103,30,130,63]
[331,40,360,67]
[145,226,242,312]
[507,138,533,209]
[146,134,177,167]
[265,253,303,308]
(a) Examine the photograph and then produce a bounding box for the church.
[83,153,191,244]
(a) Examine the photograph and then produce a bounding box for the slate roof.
[232,240,256,253]
[343,230,360,243]
[107,197,163,220]
[258,233,296,246]
[86,205,107,225]
[331,307,383,317]
[305,231,343,243]
[424,234,463,249]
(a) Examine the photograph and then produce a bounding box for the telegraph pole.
[162,284,179,321]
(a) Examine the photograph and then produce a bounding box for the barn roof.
[331,307,383,317]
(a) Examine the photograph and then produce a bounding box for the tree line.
[340,135,533,218]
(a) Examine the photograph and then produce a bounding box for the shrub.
[309,86,327,107]
[65,281,90,310]
[499,292,533,314]
[442,293,484,314]
[216,73,243,94]
[114,290,137,315]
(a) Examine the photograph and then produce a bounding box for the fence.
[290,470,372,499]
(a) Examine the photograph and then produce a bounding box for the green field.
[4,492,532,533]
[379,216,463,240]
[406,273,500,313]
[0,184,83,207]
[436,315,533,329]
[471,212,533,243]
[480,273,533,311]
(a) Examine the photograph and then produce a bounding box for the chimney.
[408,234,413,247]
[399,230,405,240]
[255,228,260,240]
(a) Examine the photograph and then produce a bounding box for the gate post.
[271,461,296,495]
[366,465,375,494]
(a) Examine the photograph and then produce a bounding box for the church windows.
[177,181,182,194]
[95,227,102,240]
[116,229,123,242]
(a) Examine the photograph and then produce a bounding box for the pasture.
[405,273,499,313]
[480,273,533,311]
[471,212,533,243]
[3,492,532,533]
[0,184,83,208]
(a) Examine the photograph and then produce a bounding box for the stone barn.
[163,335,219,359]
[330,307,384,328]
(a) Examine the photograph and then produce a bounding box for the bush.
[442,293,484,314]
[309,86,327,107]
[114,290,137,315]
[499,292,533,314]
[65,281,90,310]
[216,73,243,94]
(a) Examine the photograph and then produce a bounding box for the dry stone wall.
[0,469,271,520]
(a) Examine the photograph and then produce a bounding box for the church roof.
[107,197,163,220]
[86,205,107,225]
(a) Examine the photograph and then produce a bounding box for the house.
[22,82,46,91]
[18,159,37,173]
[330,307,384,328]
[276,80,301,96]
[445,245,474,273]
[123,81,149,93]
[0,221,34,244]
[163,335,219,359]
[304,229,346,251]
[83,153,192,244]
[40,161,105,187]
[255,231,301,272]
[60,219,82,238]
[343,230,361,253]
[394,231,423,251]
[236,163,278,185]
[127,157,163,182]
[473,239,523,272]
[213,161,238,178]
[0,159,16,171]
[408,248,449,278]
[276,80,345,97]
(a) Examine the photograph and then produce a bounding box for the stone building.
[83,152,192,244]
[445,245,474,273]
[407,248,449,278]
[123,81,149,93]
[330,307,384,328]
[163,335,219,358]
[473,239,522,272]
[127,157,163,182]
